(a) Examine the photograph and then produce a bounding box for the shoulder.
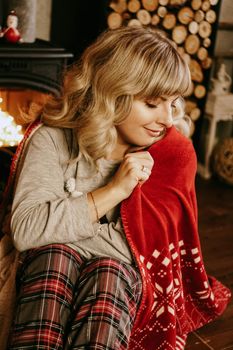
[20,125,77,167]
[31,125,66,143]
[29,125,74,153]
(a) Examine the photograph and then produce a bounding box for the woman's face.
[116,95,179,151]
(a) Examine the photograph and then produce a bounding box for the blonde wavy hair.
[41,26,191,164]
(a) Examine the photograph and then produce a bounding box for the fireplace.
[0,39,73,94]
[0,39,73,197]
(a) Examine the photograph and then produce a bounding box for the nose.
[157,103,173,128]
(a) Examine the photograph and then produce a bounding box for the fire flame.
[0,97,23,147]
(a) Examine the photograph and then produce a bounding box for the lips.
[144,127,164,137]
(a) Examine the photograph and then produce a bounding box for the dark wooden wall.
[0,0,8,25]
[50,0,109,59]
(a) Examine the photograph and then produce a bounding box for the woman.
[8,26,230,349]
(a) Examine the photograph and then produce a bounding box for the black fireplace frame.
[0,39,73,96]
[0,40,73,203]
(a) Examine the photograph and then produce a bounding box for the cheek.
[116,123,130,137]
[116,121,138,145]
[117,114,135,132]
[116,104,150,136]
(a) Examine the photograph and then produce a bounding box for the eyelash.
[145,102,158,109]
[145,102,177,109]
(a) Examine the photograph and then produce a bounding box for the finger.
[141,165,151,176]
[139,170,150,182]
[127,145,148,153]
[125,151,153,160]
[132,165,151,182]
[124,153,154,169]
[123,160,153,179]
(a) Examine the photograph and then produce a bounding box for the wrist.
[105,182,126,204]
[89,191,100,222]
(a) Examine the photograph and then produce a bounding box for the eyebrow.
[160,96,179,102]
[145,96,179,104]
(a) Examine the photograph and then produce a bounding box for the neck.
[107,144,128,161]
[108,143,147,161]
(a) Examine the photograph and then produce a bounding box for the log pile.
[107,0,220,133]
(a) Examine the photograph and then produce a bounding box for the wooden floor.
[186,175,233,350]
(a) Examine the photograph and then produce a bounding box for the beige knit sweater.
[11,125,133,264]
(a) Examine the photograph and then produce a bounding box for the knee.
[24,242,80,264]
[80,257,142,300]
[18,244,83,288]
[82,257,128,282]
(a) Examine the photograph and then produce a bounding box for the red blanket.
[121,127,231,350]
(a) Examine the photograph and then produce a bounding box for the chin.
[131,140,156,149]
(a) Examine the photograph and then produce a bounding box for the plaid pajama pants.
[8,244,142,350]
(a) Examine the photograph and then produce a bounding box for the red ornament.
[3,27,21,43]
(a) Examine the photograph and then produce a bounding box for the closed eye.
[145,102,158,109]
[146,102,176,109]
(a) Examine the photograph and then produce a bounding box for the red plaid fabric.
[8,244,142,350]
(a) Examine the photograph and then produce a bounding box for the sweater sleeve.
[11,126,95,252]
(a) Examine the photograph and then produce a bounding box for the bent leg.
[66,257,142,350]
[8,244,84,350]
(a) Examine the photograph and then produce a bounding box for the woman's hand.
[87,151,154,223]
[107,151,154,201]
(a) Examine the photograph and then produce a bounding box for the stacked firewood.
[107,0,219,135]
